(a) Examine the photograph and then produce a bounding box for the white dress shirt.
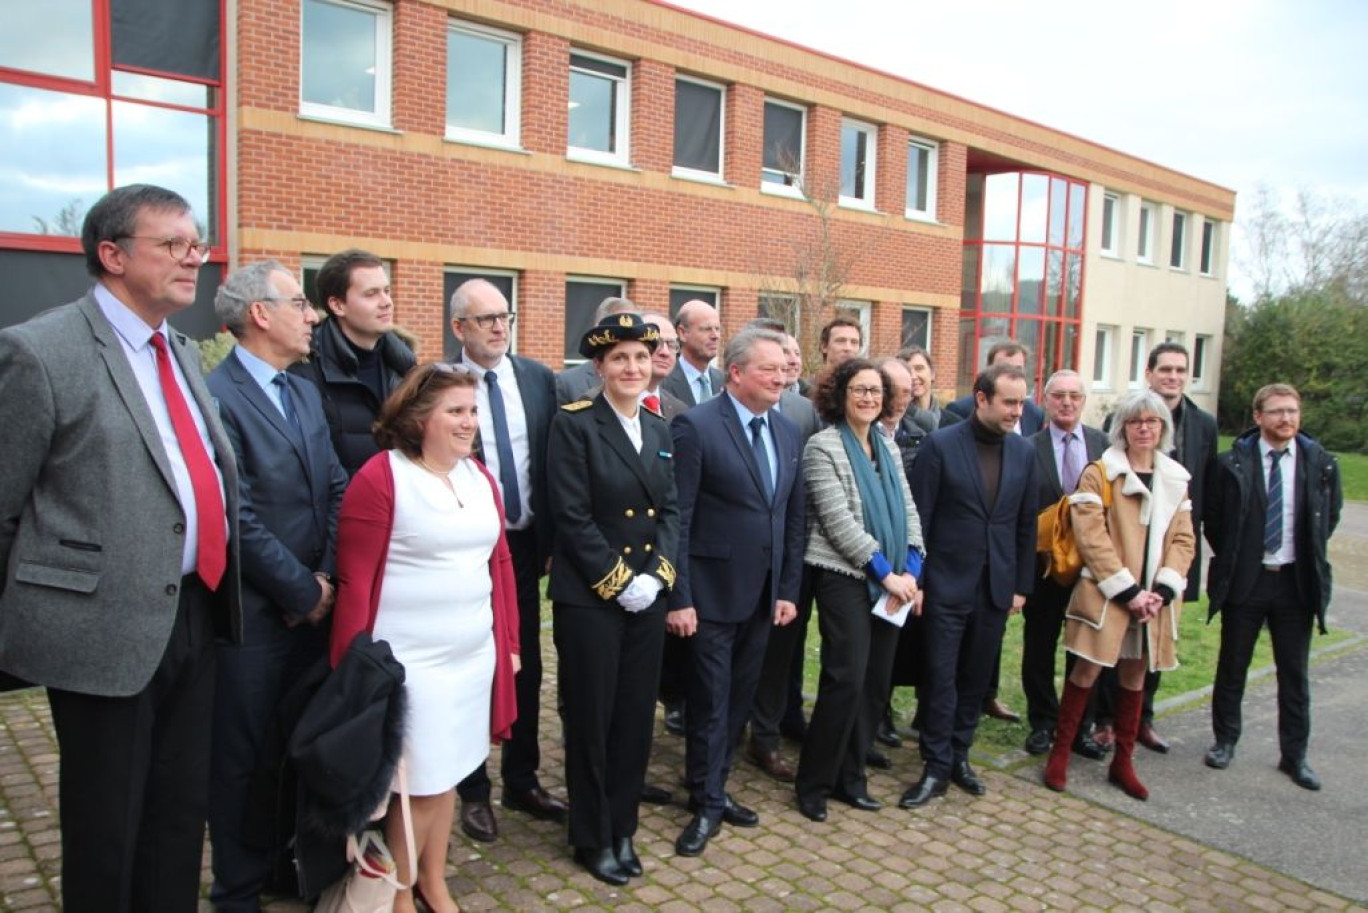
[462,351,534,531]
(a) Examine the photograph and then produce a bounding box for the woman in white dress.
[332,363,521,913]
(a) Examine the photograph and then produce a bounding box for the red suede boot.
[1108,686,1149,800]
[1043,679,1092,792]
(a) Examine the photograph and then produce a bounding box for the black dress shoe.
[951,761,986,796]
[640,783,673,805]
[459,799,498,843]
[1204,742,1235,770]
[1024,729,1053,755]
[898,774,948,809]
[1138,722,1171,753]
[876,709,903,748]
[663,704,685,737]
[502,786,569,823]
[796,793,828,822]
[1072,729,1108,760]
[832,789,882,812]
[613,837,642,877]
[865,748,892,770]
[1278,757,1322,791]
[674,813,721,857]
[722,793,759,827]
[574,846,628,886]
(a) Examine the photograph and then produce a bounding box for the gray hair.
[81,184,192,277]
[448,277,501,321]
[215,260,288,338]
[1109,389,1174,452]
[595,296,637,323]
[1043,369,1084,394]
[722,328,787,374]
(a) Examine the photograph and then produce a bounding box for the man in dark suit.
[1097,341,1217,752]
[204,261,349,911]
[661,299,724,407]
[669,328,804,856]
[940,340,1046,438]
[0,184,241,913]
[1204,384,1342,791]
[450,279,566,837]
[1020,370,1109,757]
[900,364,1037,808]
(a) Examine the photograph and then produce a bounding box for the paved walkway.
[0,505,1365,912]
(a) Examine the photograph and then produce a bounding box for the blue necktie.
[485,370,522,524]
[696,372,712,403]
[750,416,774,503]
[1264,449,1285,553]
[272,373,300,429]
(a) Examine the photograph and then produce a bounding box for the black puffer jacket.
[291,319,416,477]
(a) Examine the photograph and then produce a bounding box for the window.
[673,76,724,180]
[1200,219,1218,275]
[565,277,626,363]
[1137,201,1154,263]
[1192,334,1211,388]
[901,307,932,351]
[1100,192,1119,256]
[669,285,720,320]
[444,268,518,359]
[905,137,938,220]
[446,20,520,147]
[1165,330,1185,345]
[1129,328,1149,388]
[839,119,877,209]
[1170,210,1188,269]
[757,293,798,332]
[568,51,630,166]
[1093,325,1115,390]
[761,99,805,194]
[300,0,392,129]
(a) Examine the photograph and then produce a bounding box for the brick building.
[0,0,1234,415]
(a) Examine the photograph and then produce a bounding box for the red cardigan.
[330,451,520,743]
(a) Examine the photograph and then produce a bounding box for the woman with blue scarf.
[795,358,925,822]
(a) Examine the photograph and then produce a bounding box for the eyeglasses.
[1124,417,1163,429]
[262,295,313,314]
[658,340,682,353]
[1048,391,1085,402]
[118,236,211,261]
[848,385,884,399]
[416,361,478,394]
[1259,408,1300,418]
[459,312,516,329]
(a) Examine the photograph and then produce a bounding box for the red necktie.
[643,394,661,415]
[149,333,227,590]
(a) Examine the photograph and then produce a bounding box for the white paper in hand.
[871,592,913,627]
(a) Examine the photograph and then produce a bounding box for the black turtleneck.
[970,413,1006,509]
[343,332,384,402]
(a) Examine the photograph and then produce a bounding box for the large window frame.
[761,97,806,198]
[1100,192,1119,256]
[669,284,720,320]
[1200,219,1218,276]
[1129,328,1150,388]
[1170,210,1188,270]
[444,266,519,359]
[445,19,521,149]
[567,50,631,167]
[672,75,725,182]
[905,136,938,221]
[299,0,393,130]
[1093,324,1116,390]
[838,118,877,210]
[0,0,227,258]
[564,276,627,364]
[1137,201,1155,264]
[1192,333,1211,389]
[901,306,932,352]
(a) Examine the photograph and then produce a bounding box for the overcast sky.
[669,0,1368,300]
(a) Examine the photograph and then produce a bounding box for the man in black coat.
[1203,384,1342,791]
[1019,370,1108,757]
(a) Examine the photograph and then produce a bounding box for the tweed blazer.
[802,427,924,579]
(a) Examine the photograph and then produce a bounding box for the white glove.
[617,574,662,613]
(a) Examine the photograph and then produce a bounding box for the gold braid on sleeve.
[591,556,633,601]
[655,557,676,591]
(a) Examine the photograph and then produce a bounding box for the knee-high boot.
[1108,686,1149,800]
[1043,679,1092,792]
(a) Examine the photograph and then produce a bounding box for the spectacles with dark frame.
[848,385,885,399]
[458,311,516,330]
[117,236,211,261]
[261,295,314,314]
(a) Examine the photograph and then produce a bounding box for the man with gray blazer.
[661,299,724,407]
[0,185,241,913]
[204,261,348,911]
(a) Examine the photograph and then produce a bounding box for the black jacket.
[1205,429,1342,632]
[290,319,416,477]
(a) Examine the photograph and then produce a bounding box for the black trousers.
[458,527,543,802]
[918,576,1008,777]
[750,565,814,752]
[796,570,899,799]
[553,602,665,848]
[1211,567,1314,761]
[46,576,216,913]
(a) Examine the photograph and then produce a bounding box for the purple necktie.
[1061,432,1083,494]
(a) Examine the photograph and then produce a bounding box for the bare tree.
[1238,184,1368,305]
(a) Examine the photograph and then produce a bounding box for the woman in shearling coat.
[1043,389,1194,801]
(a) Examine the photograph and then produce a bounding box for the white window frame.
[760,97,806,198]
[445,19,521,149]
[904,136,938,221]
[834,299,872,355]
[1100,192,1119,257]
[447,266,520,351]
[1192,334,1211,389]
[1200,219,1218,276]
[671,75,725,183]
[567,49,631,168]
[1128,328,1150,388]
[299,0,393,130]
[669,284,722,321]
[900,306,933,351]
[1137,201,1155,264]
[838,118,877,210]
[1170,210,1188,270]
[1092,324,1116,390]
[757,292,799,334]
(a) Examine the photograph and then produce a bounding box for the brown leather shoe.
[502,785,569,822]
[1137,722,1171,753]
[982,698,1021,723]
[460,798,498,843]
[745,739,796,782]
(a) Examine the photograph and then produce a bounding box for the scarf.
[839,421,908,603]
